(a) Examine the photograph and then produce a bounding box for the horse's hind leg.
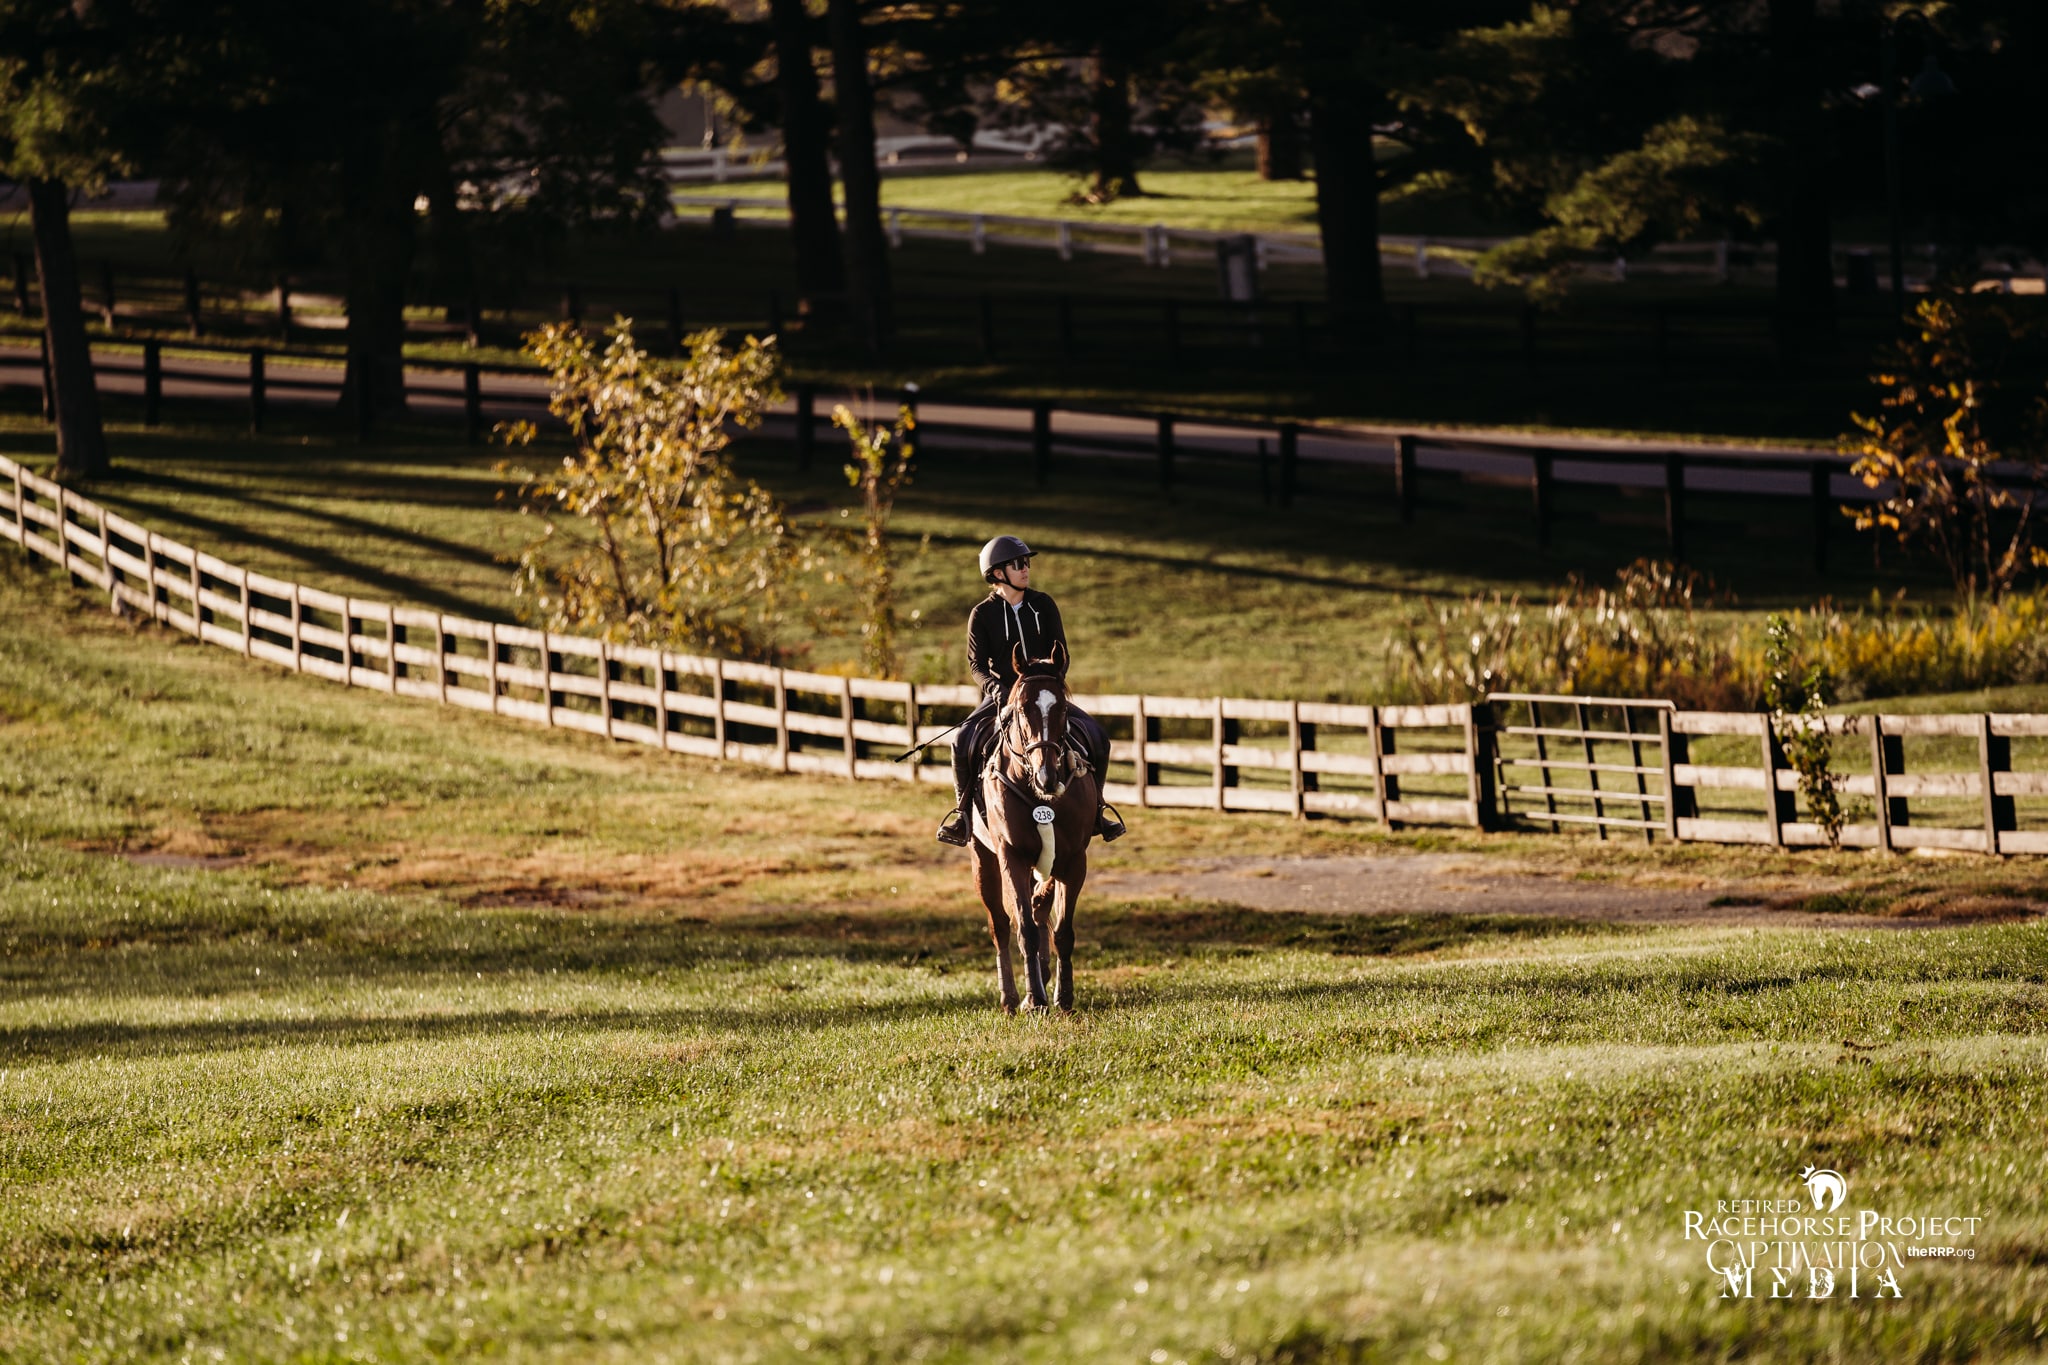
[973,842,1019,1013]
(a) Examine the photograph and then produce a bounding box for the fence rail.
[10,452,2048,856]
[0,452,1487,828]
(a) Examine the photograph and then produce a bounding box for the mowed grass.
[5,549,2048,1363]
[0,403,1959,704]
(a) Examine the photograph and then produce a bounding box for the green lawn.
[0,404,1960,703]
[4,547,2048,1364]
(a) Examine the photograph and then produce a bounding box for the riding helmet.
[979,534,1035,581]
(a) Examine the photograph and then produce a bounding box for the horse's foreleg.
[1005,855,1049,1011]
[973,841,1020,1013]
[1050,867,1083,1013]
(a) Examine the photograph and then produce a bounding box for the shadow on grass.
[0,901,1610,1063]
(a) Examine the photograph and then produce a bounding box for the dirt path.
[1088,854,1926,929]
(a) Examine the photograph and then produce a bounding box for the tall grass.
[1393,559,2048,707]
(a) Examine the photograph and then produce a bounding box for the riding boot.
[935,725,979,847]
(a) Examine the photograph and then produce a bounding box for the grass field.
[0,397,1971,703]
[5,535,2048,1364]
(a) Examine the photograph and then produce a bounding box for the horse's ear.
[1010,642,1028,677]
[1051,640,1069,678]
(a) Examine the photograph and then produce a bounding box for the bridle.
[993,673,1081,801]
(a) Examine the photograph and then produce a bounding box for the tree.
[501,320,800,661]
[828,0,891,357]
[154,0,674,415]
[0,1,120,481]
[1842,289,2048,601]
[767,0,847,314]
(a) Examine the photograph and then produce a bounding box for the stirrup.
[1096,802,1126,843]
[935,807,971,847]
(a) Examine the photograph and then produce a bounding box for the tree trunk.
[1257,109,1303,181]
[30,180,109,483]
[828,0,891,358]
[1306,78,1384,338]
[338,130,418,417]
[1769,0,1833,339]
[1090,44,1141,201]
[771,0,846,317]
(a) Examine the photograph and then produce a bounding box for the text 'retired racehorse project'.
[969,642,1098,1013]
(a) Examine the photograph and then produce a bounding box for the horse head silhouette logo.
[1800,1165,1848,1212]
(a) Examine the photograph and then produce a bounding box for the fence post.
[354,352,374,442]
[237,568,253,656]
[1395,434,1417,524]
[1980,714,2012,856]
[142,340,162,427]
[1369,705,1394,828]
[184,270,203,337]
[289,581,305,673]
[382,604,398,691]
[1871,718,1905,849]
[1465,703,1494,830]
[712,658,727,758]
[539,632,557,728]
[1658,708,1681,843]
[1279,422,1298,508]
[1531,451,1552,548]
[1211,697,1229,811]
[433,612,448,702]
[795,384,816,471]
[1032,402,1051,486]
[487,621,502,714]
[464,363,483,445]
[1760,723,1784,848]
[774,667,790,773]
[1133,695,1150,807]
[841,680,858,778]
[1288,700,1305,819]
[248,348,266,434]
[654,652,672,750]
[1156,415,1174,492]
[1810,461,1831,575]
[1664,454,1686,561]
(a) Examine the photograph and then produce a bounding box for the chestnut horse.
[969,642,1097,1013]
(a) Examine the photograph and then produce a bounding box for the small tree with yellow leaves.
[1842,290,2048,601]
[499,320,799,661]
[832,401,917,678]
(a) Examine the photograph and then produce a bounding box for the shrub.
[499,321,800,661]
[1842,287,2048,599]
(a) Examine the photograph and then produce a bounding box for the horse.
[968,641,1098,1014]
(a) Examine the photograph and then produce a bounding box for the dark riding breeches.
[951,699,1110,813]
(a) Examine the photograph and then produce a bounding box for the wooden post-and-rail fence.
[10,455,2048,854]
[0,453,1490,828]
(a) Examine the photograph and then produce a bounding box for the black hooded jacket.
[966,588,1067,698]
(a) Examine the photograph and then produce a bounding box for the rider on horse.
[935,534,1126,847]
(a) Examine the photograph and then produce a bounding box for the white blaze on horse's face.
[1033,686,1058,789]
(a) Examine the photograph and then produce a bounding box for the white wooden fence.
[0,454,1488,827]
